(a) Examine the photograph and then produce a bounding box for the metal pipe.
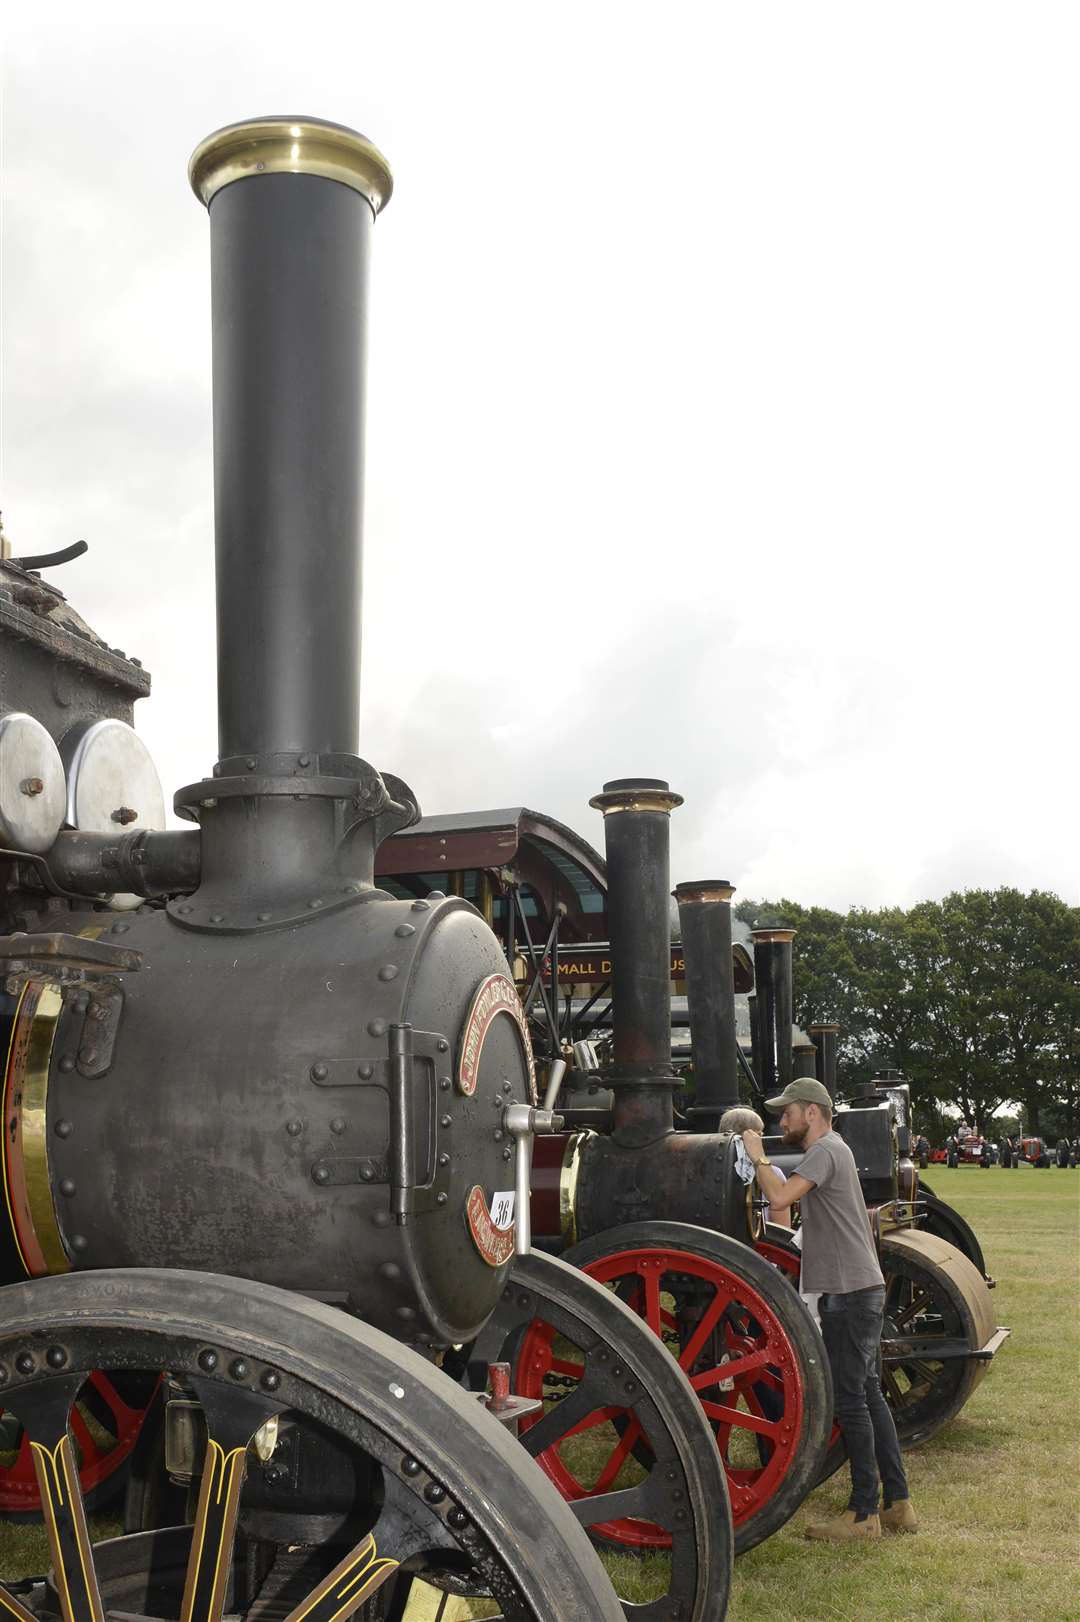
[45,829,201,898]
[792,1038,818,1079]
[809,1023,840,1093]
[189,118,392,765]
[751,928,796,1101]
[673,880,739,1129]
[589,778,683,1144]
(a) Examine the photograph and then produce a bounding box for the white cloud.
[2,5,1077,909]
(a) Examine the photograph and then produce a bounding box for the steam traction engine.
[379,778,1009,1549]
[0,119,741,1622]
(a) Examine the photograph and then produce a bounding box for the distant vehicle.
[1018,1135,1051,1168]
[1054,1137,1079,1168]
[945,1131,994,1168]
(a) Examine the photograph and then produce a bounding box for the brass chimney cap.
[189,116,393,213]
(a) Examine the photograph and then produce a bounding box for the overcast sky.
[2,6,1077,911]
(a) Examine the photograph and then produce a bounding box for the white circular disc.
[61,719,166,835]
[0,713,67,853]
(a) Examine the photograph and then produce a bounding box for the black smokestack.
[751,928,796,1101]
[590,778,682,1143]
[809,1023,840,1093]
[674,880,740,1129]
[189,118,392,764]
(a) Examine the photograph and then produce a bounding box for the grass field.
[1,1166,1077,1618]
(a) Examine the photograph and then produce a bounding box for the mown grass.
[1,1167,1076,1618]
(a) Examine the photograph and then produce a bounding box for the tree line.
[734,888,1080,1139]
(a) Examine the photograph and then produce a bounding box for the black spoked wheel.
[559,1223,832,1556]
[454,1247,734,1620]
[0,1269,624,1622]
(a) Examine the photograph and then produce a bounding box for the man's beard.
[782,1124,809,1149]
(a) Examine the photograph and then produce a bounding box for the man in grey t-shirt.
[743,1079,917,1540]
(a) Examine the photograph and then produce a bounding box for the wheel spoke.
[700,1400,780,1438]
[592,1418,643,1494]
[893,1289,932,1330]
[675,1286,728,1372]
[548,1356,584,1380]
[280,1534,398,1622]
[567,1482,652,1527]
[689,1347,770,1391]
[0,1586,39,1622]
[642,1271,663,1336]
[518,1380,611,1458]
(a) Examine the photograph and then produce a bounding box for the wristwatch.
[752,1155,772,1169]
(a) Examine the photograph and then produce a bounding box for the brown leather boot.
[880,1499,918,1534]
[804,1510,881,1541]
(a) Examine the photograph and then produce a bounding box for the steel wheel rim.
[548,1246,805,1535]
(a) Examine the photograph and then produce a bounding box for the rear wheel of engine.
[560,1222,832,1554]
[0,1269,625,1622]
[455,1246,734,1619]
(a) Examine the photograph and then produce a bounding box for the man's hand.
[741,1128,763,1164]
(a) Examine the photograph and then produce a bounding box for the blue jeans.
[819,1286,908,1516]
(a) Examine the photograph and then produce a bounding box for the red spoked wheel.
[556,1222,832,1554]
[0,1370,154,1518]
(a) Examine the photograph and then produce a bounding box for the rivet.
[427,891,445,901]
[286,1119,303,1136]
[438,1153,450,1167]
[312,1165,330,1185]
[55,1119,73,1138]
[298,754,311,768]
[675,1509,688,1523]
[46,1346,67,1369]
[229,1358,248,1380]
[111,922,129,934]
[424,1481,446,1504]
[439,1077,451,1091]
[612,1365,623,1377]
[330,1117,346,1135]
[59,1055,75,1073]
[436,1192,448,1205]
[358,1063,374,1080]
[402,1456,421,1476]
[395,924,416,939]
[493,1130,504,1143]
[372,1210,392,1228]
[502,1148,513,1161]
[436,1038,449,1053]
[440,1115,452,1129]
[261,1370,281,1392]
[59,1179,76,1198]
[246,758,257,770]
[178,904,193,915]
[502,1081,512,1093]
[411,900,430,912]
[209,912,224,924]
[16,1353,35,1376]
[198,1348,218,1372]
[360,1165,374,1181]
[625,1381,637,1395]
[378,964,398,982]
[448,1507,469,1530]
[311,1062,329,1081]
[517,1293,531,1309]
[71,1234,88,1252]
[380,1262,402,1281]
[368,1018,388,1037]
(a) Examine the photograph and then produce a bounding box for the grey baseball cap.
[765,1078,833,1112]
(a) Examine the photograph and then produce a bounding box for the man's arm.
[740,1128,816,1212]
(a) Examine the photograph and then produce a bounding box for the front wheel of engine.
[560,1221,832,1555]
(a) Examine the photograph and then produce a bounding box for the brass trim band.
[20,983,70,1276]
[189,118,393,214]
[750,928,797,944]
[674,884,736,905]
[559,1130,591,1245]
[588,791,684,817]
